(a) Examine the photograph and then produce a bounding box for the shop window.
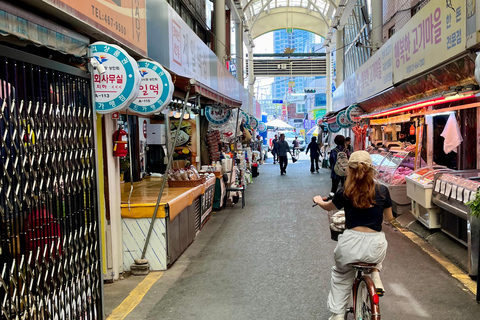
[388,26,395,39]
[459,108,477,170]
[433,114,458,170]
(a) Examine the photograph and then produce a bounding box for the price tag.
[470,191,477,203]
[445,183,452,198]
[451,185,458,200]
[457,187,464,202]
[440,181,446,195]
[464,189,471,204]
[434,181,441,193]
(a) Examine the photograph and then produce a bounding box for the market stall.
[405,166,453,229]
[431,170,480,276]
[367,148,416,215]
[121,175,216,271]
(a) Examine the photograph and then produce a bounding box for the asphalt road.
[106,153,480,320]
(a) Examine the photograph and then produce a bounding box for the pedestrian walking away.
[329,135,349,193]
[271,134,279,164]
[274,133,292,175]
[313,151,395,320]
[305,136,321,173]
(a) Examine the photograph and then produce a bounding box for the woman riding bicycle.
[313,151,394,320]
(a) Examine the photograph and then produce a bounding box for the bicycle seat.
[350,262,377,269]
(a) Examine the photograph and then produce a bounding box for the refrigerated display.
[405,166,452,229]
[432,170,480,276]
[376,151,415,210]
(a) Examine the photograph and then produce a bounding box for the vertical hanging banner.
[129,59,174,115]
[91,42,140,114]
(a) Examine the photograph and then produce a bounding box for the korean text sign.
[392,0,465,83]
[42,0,147,56]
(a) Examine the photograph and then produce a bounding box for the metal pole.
[230,108,241,185]
[141,89,190,259]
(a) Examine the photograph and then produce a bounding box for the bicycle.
[313,195,383,320]
[344,262,382,320]
[293,147,301,159]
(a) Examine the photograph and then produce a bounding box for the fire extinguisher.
[113,128,128,157]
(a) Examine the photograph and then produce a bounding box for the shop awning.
[307,126,319,136]
[169,72,242,108]
[0,1,89,57]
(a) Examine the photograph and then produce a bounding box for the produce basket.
[168,176,206,187]
[328,210,345,241]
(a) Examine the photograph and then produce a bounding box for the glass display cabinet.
[405,166,452,229]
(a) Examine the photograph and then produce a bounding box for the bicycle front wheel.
[355,277,380,320]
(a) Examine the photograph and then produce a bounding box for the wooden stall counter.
[121,175,216,271]
[121,175,215,221]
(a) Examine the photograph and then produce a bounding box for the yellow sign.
[43,0,147,56]
[370,114,411,125]
[288,81,295,87]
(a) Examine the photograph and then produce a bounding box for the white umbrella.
[265,119,293,129]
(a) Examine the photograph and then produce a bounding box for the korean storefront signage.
[346,105,365,123]
[129,60,174,115]
[257,122,267,133]
[240,111,250,126]
[370,114,411,126]
[42,0,147,56]
[91,42,140,114]
[392,0,466,83]
[328,122,341,133]
[336,110,351,128]
[249,116,259,130]
[355,38,393,102]
[205,107,232,125]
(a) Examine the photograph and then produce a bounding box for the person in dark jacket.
[329,135,349,193]
[306,136,321,173]
[275,133,293,175]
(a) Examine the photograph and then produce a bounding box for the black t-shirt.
[332,184,392,232]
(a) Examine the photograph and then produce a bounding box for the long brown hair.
[344,163,376,209]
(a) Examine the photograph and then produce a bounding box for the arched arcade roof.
[237,0,336,38]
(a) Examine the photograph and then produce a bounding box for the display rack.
[406,166,452,229]
[432,170,480,276]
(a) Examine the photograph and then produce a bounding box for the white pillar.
[326,50,332,112]
[335,29,344,88]
[248,45,255,95]
[214,0,227,63]
[235,21,244,83]
[371,0,383,52]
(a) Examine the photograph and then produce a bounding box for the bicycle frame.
[349,268,381,320]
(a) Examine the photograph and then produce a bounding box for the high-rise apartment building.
[271,29,316,102]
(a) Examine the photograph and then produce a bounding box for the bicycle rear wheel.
[355,277,380,320]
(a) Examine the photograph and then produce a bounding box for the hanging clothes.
[441,113,463,154]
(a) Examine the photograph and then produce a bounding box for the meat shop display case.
[405,166,453,229]
[368,149,415,214]
[432,170,480,276]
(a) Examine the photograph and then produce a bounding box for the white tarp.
[265,119,294,129]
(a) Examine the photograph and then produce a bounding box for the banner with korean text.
[356,38,393,102]
[392,0,465,83]
[42,0,147,56]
